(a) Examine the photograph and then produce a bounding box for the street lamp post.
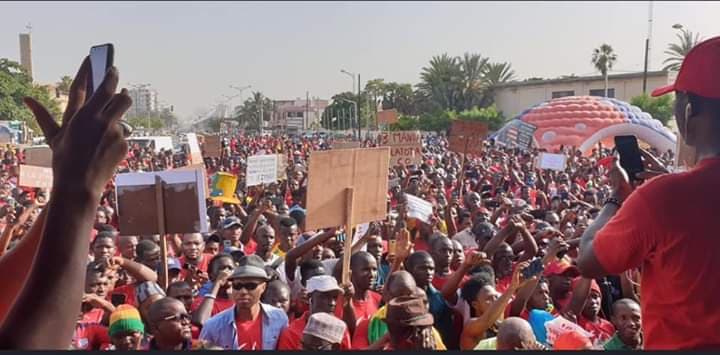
[340,69,361,140]
[340,98,358,140]
[229,84,252,106]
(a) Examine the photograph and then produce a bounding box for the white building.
[272,98,329,133]
[128,86,158,117]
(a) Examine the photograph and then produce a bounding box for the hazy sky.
[1,1,718,120]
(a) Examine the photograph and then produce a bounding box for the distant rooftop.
[496,70,671,88]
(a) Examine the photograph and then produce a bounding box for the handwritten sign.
[377,109,399,125]
[405,193,433,223]
[24,146,53,167]
[18,165,53,189]
[276,154,289,181]
[448,121,488,155]
[246,154,279,186]
[116,169,208,236]
[378,131,422,166]
[186,133,203,165]
[538,153,567,171]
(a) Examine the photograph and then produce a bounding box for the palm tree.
[458,52,489,110]
[483,62,516,86]
[662,28,701,71]
[418,53,463,111]
[56,75,73,95]
[591,44,618,97]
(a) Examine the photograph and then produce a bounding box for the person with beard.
[604,298,642,350]
[334,251,381,335]
[277,275,351,350]
[147,298,202,350]
[254,225,281,267]
[179,233,212,278]
[191,253,235,326]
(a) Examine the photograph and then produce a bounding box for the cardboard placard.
[334,141,362,150]
[448,121,488,155]
[378,131,422,166]
[246,154,279,186]
[537,153,567,171]
[186,133,203,165]
[276,155,289,181]
[377,109,399,125]
[115,170,208,236]
[24,146,53,168]
[352,222,370,252]
[174,164,209,199]
[18,164,53,189]
[452,228,478,250]
[203,135,222,158]
[305,147,390,230]
[405,193,433,223]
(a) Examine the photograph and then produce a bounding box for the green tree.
[630,94,674,127]
[481,62,515,106]
[57,75,73,95]
[389,115,419,131]
[417,53,463,112]
[591,44,618,98]
[0,59,61,133]
[458,52,489,111]
[233,91,273,130]
[662,28,701,71]
[382,82,417,116]
[456,105,506,130]
[320,92,359,131]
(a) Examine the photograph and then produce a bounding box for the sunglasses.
[232,282,261,291]
[161,313,191,322]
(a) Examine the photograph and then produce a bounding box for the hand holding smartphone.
[614,135,644,183]
[88,43,133,137]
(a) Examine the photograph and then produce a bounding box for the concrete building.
[494,71,677,118]
[128,86,158,117]
[18,33,32,80]
[272,97,329,133]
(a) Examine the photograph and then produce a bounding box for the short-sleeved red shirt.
[578,315,615,344]
[235,311,263,350]
[592,157,720,349]
[334,291,382,321]
[431,273,469,291]
[277,312,352,350]
[179,253,212,279]
[190,296,234,316]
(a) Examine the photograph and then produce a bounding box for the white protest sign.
[452,228,478,250]
[544,315,593,346]
[405,193,433,223]
[186,133,203,165]
[19,164,53,189]
[246,154,279,186]
[352,223,370,252]
[538,153,567,172]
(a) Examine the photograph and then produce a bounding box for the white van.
[126,136,174,153]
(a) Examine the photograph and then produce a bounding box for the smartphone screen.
[614,135,644,181]
[88,43,114,97]
[522,258,544,280]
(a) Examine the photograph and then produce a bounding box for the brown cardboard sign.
[186,133,204,166]
[305,147,390,230]
[378,131,422,166]
[18,165,53,189]
[377,109,399,125]
[449,121,488,155]
[334,141,362,150]
[203,135,222,158]
[24,146,53,168]
[115,170,208,236]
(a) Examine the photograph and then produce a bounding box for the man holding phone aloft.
[577,36,720,349]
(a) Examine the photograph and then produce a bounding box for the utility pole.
[357,73,361,140]
[258,93,263,134]
[642,1,653,94]
[306,91,310,132]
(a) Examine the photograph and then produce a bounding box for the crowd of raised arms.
[1,37,720,351]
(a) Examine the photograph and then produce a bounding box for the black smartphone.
[87,43,114,97]
[614,135,644,182]
[522,258,544,280]
[110,293,127,307]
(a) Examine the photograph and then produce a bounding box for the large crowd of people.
[0,35,719,351]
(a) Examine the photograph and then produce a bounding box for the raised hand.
[636,148,670,180]
[608,159,633,201]
[24,59,130,196]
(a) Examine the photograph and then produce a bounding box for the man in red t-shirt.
[334,252,382,328]
[577,35,720,350]
[191,254,235,326]
[178,233,212,279]
[277,275,352,350]
[567,277,614,344]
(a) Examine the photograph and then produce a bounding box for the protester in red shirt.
[178,233,212,279]
[568,277,615,344]
[301,312,347,351]
[278,275,352,350]
[334,252,381,333]
[578,35,720,350]
[191,254,235,326]
[384,295,437,350]
[147,298,196,350]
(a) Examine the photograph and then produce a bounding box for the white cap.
[306,275,343,295]
[303,312,346,345]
